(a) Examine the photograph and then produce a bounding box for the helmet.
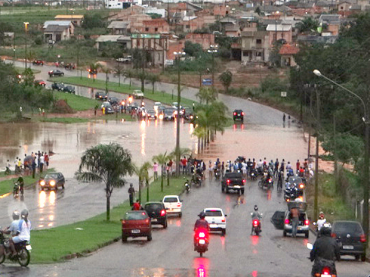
[12,210,20,220]
[198,212,206,219]
[320,223,332,236]
[254,205,258,211]
[21,209,28,219]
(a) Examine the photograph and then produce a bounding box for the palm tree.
[123,69,135,89]
[170,147,192,173]
[114,63,124,87]
[147,73,160,94]
[218,70,233,94]
[152,152,172,192]
[89,62,101,83]
[75,143,134,221]
[196,86,218,104]
[193,125,207,152]
[132,161,152,202]
[101,66,111,94]
[137,70,147,92]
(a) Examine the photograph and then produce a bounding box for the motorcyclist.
[0,210,20,258]
[251,205,262,233]
[9,209,31,258]
[194,212,210,250]
[310,224,340,277]
[316,212,326,232]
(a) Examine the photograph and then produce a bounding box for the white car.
[162,195,182,217]
[133,90,144,99]
[203,208,227,236]
[153,102,162,111]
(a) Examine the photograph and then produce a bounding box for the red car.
[121,211,152,242]
[32,60,44,66]
[34,80,46,87]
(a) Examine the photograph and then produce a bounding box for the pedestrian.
[44,152,49,167]
[291,206,299,238]
[132,199,142,210]
[296,159,300,174]
[31,158,36,179]
[153,162,158,180]
[181,157,187,175]
[39,153,44,173]
[128,183,135,206]
[283,113,286,122]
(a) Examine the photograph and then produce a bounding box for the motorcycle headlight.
[50,180,56,186]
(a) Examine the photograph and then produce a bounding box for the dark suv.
[233,109,244,122]
[144,202,167,228]
[95,91,108,101]
[331,220,366,261]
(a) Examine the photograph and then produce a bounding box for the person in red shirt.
[132,200,142,210]
[296,159,300,174]
[181,157,187,174]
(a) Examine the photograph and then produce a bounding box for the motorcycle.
[214,168,221,180]
[307,243,337,277]
[13,181,20,197]
[0,228,31,267]
[194,228,209,257]
[249,169,257,180]
[191,174,202,187]
[5,166,11,175]
[250,213,262,236]
[184,179,190,193]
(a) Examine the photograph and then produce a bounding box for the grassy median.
[30,176,185,263]
[53,91,100,111]
[49,77,196,108]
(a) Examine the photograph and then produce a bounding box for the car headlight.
[40,180,45,186]
[50,180,56,186]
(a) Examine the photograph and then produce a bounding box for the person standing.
[128,184,135,206]
[296,160,300,174]
[39,154,44,173]
[283,113,286,122]
[32,157,36,179]
[44,153,49,168]
[153,162,158,180]
[291,206,299,238]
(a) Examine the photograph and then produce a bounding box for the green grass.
[53,91,100,111]
[49,77,197,107]
[30,176,185,263]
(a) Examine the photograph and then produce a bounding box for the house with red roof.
[279,43,299,66]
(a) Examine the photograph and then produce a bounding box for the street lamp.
[207,45,218,91]
[23,22,29,70]
[174,51,185,176]
[313,69,369,249]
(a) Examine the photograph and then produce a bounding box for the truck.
[221,172,246,194]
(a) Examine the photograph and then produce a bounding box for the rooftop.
[266,24,292,31]
[279,44,299,55]
[55,15,84,19]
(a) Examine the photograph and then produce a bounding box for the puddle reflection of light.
[38,224,44,228]
[252,270,258,277]
[140,120,146,130]
[233,124,237,131]
[251,235,259,246]
[267,190,271,200]
[176,219,181,227]
[193,258,209,277]
[48,223,53,227]
[49,191,56,205]
[49,215,54,221]
[39,191,46,208]
[220,235,226,250]
[241,124,245,130]
[141,133,145,155]
[189,123,194,134]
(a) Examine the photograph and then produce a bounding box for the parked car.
[163,108,175,121]
[51,82,65,91]
[95,91,108,101]
[146,109,157,120]
[34,80,46,87]
[233,109,244,122]
[203,208,227,236]
[133,90,144,99]
[101,102,114,114]
[62,85,76,94]
[162,195,182,217]
[48,70,64,77]
[332,220,366,261]
[39,172,65,191]
[32,60,44,66]
[88,68,98,75]
[108,97,120,106]
[121,210,152,242]
[116,56,132,63]
[144,202,167,228]
[271,201,309,238]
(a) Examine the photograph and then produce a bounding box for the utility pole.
[314,86,320,222]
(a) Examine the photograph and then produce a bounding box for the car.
[39,172,65,191]
[32,60,44,66]
[162,195,182,217]
[95,91,108,101]
[183,107,194,120]
[88,68,98,75]
[116,56,132,63]
[101,102,114,114]
[285,176,305,195]
[271,201,310,238]
[121,210,152,242]
[144,202,167,228]
[62,85,75,94]
[34,80,46,87]
[48,70,64,77]
[108,97,120,106]
[221,172,246,194]
[203,208,227,236]
[51,82,65,91]
[133,90,144,99]
[153,102,162,111]
[331,220,366,261]
[146,109,157,120]
[233,109,244,122]
[127,103,139,113]
[163,108,175,121]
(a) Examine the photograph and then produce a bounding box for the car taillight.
[145,218,150,224]
[233,112,236,115]
[121,220,125,224]
[331,233,336,238]
[242,179,246,183]
[285,219,290,224]
[253,220,258,227]
[304,220,309,225]
[160,209,166,216]
[286,198,290,202]
[360,234,366,243]
[222,218,226,222]
[199,232,205,238]
[177,203,181,207]
[227,179,230,184]
[242,112,244,115]
[322,267,330,275]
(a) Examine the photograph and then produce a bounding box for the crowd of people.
[6,151,50,178]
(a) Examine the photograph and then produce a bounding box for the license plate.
[298,226,302,230]
[234,185,240,188]
[151,218,157,222]
[25,245,32,251]
[199,239,206,245]
[131,229,140,234]
[343,245,354,250]
[210,224,218,228]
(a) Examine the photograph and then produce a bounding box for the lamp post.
[313,69,369,249]
[174,51,186,176]
[208,45,218,91]
[23,22,29,70]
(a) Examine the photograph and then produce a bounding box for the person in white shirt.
[317,212,326,232]
[10,209,31,257]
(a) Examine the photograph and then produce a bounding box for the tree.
[196,86,217,104]
[218,70,233,94]
[22,68,35,87]
[82,13,105,29]
[114,63,124,87]
[75,143,134,221]
[296,17,320,34]
[147,73,160,93]
[184,41,203,57]
[123,69,135,89]
[89,63,101,83]
[132,162,152,202]
[100,66,111,94]
[152,152,172,192]
[137,70,147,92]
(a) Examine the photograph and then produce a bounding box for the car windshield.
[145,203,163,211]
[334,222,363,236]
[148,110,155,114]
[163,197,178,203]
[46,173,58,179]
[124,212,147,220]
[205,210,222,217]
[289,177,303,183]
[164,109,174,114]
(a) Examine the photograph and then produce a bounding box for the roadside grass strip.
[53,92,101,111]
[30,177,185,263]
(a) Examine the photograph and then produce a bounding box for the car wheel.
[241,189,245,195]
[179,212,182,218]
[222,229,226,236]
[305,231,309,238]
[62,183,65,189]
[221,186,225,192]
[55,186,58,191]
[62,73,64,76]
[226,187,229,194]
[355,254,360,260]
[147,233,152,241]
[283,231,287,237]
[122,234,127,242]
[163,220,168,229]
[361,254,366,262]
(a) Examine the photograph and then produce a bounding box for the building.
[107,21,130,35]
[54,15,84,26]
[185,33,215,50]
[266,24,292,46]
[279,43,299,66]
[43,21,74,42]
[95,35,131,50]
[240,29,270,63]
[142,18,170,33]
